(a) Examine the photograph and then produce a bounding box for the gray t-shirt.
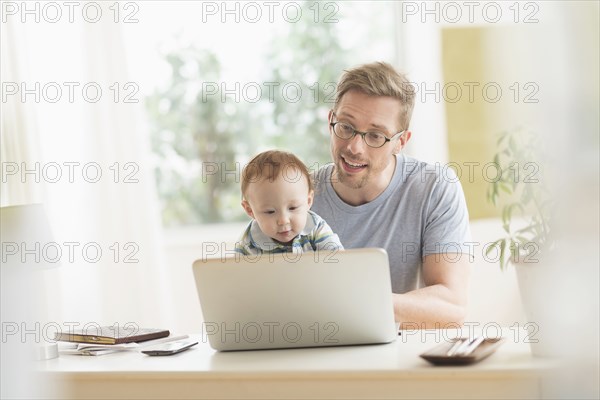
[311,154,472,294]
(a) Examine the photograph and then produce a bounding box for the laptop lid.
[192,248,397,351]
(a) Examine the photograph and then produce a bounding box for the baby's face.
[242,171,313,245]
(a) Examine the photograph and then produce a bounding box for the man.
[311,62,472,329]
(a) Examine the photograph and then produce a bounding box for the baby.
[235,150,343,255]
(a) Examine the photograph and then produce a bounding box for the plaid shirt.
[235,210,343,255]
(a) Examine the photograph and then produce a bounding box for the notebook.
[54,326,170,345]
[192,248,397,351]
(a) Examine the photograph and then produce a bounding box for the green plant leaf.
[515,235,530,244]
[499,240,507,270]
[499,182,512,195]
[509,136,517,153]
[485,239,501,256]
[493,154,500,167]
[497,132,507,145]
[502,206,511,233]
[510,240,520,264]
[486,128,553,271]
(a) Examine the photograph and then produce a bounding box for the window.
[121,1,396,227]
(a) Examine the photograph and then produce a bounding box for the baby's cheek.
[294,214,307,228]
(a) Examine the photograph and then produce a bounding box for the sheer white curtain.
[1,20,43,206]
[1,5,173,330]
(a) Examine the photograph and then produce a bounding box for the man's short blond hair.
[241,150,313,199]
[334,62,416,131]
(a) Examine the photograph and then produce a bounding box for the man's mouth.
[341,156,367,172]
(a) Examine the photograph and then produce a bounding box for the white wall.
[163,223,246,333]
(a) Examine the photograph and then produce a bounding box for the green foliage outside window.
[146,1,349,227]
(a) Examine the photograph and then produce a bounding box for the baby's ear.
[307,190,314,208]
[241,200,255,219]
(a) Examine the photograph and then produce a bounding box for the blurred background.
[1,1,598,397]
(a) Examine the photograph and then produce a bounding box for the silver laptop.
[192,248,397,351]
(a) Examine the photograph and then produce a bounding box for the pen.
[448,337,477,357]
[446,338,465,356]
[453,337,477,356]
[459,336,485,356]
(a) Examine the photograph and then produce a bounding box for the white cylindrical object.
[34,343,59,361]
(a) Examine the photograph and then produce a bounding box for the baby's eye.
[289,206,298,211]
[264,210,275,214]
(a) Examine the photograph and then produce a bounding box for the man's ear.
[393,130,412,154]
[241,200,255,219]
[307,190,314,208]
[328,109,335,130]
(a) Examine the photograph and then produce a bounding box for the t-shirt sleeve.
[421,169,473,259]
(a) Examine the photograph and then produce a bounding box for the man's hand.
[393,253,470,329]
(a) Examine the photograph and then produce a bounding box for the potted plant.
[485,128,555,269]
[485,128,559,356]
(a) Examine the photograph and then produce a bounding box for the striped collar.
[247,210,317,252]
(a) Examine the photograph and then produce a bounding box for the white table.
[38,330,559,399]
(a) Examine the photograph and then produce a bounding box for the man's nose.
[346,132,367,154]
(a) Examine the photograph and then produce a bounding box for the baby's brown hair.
[241,150,314,199]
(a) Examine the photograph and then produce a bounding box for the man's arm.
[393,253,470,329]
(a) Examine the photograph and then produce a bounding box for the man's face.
[329,90,409,190]
[242,171,314,245]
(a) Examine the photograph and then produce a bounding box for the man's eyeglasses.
[329,113,404,148]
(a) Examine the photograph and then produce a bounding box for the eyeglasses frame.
[329,112,405,148]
